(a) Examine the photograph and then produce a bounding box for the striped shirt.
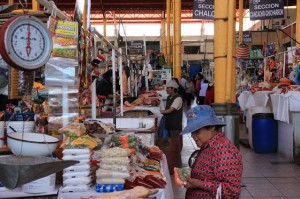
[186,132,243,199]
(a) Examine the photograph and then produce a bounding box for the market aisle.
[171,113,300,198]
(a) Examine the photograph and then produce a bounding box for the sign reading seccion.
[193,0,214,20]
[249,0,284,20]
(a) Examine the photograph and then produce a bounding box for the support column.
[161,18,167,57]
[226,0,236,103]
[32,0,40,11]
[296,0,300,48]
[214,0,228,103]
[174,0,181,80]
[103,18,107,49]
[238,0,243,44]
[166,0,171,65]
[172,0,175,74]
[213,0,239,147]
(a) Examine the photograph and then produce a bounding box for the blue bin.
[252,113,278,154]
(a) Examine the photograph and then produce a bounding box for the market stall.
[56,154,174,199]
[238,90,273,148]
[270,90,300,161]
[0,1,176,198]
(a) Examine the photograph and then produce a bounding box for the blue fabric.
[182,105,226,135]
[157,116,169,138]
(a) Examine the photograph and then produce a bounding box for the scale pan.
[0,155,78,189]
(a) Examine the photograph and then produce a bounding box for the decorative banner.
[235,31,252,43]
[192,0,214,20]
[249,0,284,20]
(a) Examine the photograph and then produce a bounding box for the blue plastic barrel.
[252,113,278,154]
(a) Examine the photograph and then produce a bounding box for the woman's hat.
[182,105,226,135]
[166,80,179,89]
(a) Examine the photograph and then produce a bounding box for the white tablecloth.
[238,91,273,111]
[270,91,300,123]
[133,106,163,126]
[57,154,174,199]
[0,186,59,198]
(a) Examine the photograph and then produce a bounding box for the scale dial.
[0,15,53,71]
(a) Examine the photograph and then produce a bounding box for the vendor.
[96,70,120,111]
[159,79,183,173]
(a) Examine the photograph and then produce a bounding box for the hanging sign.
[192,0,214,20]
[151,70,172,81]
[128,40,144,54]
[249,0,284,21]
[235,31,252,43]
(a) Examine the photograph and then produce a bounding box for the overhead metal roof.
[0,0,297,24]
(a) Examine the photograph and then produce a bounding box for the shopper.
[196,79,209,105]
[182,105,243,198]
[185,77,195,106]
[181,76,187,90]
[159,79,183,173]
[205,83,214,105]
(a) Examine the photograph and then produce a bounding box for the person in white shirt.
[185,77,195,106]
[197,79,209,105]
[181,76,187,89]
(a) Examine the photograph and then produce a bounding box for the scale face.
[0,15,53,71]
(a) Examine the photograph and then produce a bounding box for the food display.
[61,148,94,193]
[95,147,131,192]
[111,134,139,153]
[59,123,102,149]
[129,91,161,107]
[84,186,158,199]
[249,82,272,93]
[84,120,115,134]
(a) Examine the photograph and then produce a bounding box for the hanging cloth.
[236,43,250,59]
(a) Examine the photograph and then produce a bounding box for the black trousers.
[185,93,193,105]
[196,96,205,105]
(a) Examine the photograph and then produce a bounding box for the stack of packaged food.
[59,123,102,149]
[94,147,131,192]
[61,148,93,192]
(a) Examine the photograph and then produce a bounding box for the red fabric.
[97,54,105,61]
[205,87,214,105]
[186,132,243,199]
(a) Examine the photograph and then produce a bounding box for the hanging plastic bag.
[157,116,169,139]
[47,5,58,36]
[52,21,78,59]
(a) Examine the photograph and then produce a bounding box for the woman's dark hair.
[202,125,222,132]
[102,69,113,81]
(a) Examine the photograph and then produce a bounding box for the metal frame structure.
[1,0,297,24]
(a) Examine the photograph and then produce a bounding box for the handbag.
[157,116,169,139]
[216,183,222,199]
